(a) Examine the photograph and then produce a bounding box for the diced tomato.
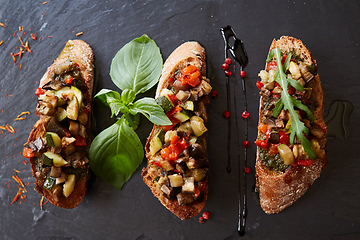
[180,65,201,87]
[74,135,87,146]
[167,94,178,104]
[66,77,73,85]
[268,61,277,70]
[152,161,162,168]
[255,140,269,150]
[256,80,263,90]
[160,117,180,132]
[23,147,34,159]
[83,108,89,115]
[281,54,288,65]
[194,185,201,198]
[160,135,189,162]
[35,87,45,97]
[292,159,313,167]
[288,86,295,95]
[258,123,268,134]
[170,135,180,145]
[268,144,279,156]
[279,131,290,145]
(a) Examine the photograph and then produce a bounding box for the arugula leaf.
[89,117,144,190]
[129,97,172,125]
[270,48,316,159]
[110,34,163,95]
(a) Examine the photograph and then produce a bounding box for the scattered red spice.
[243,141,250,148]
[202,211,210,220]
[222,63,229,70]
[43,1,48,4]
[211,90,219,99]
[48,35,52,38]
[10,172,27,205]
[76,32,83,36]
[240,70,246,78]
[13,30,17,38]
[0,22,5,28]
[5,124,15,134]
[225,57,232,65]
[223,110,230,119]
[199,216,205,223]
[256,80,263,90]
[244,167,251,174]
[0,40,3,46]
[242,111,249,119]
[4,93,9,99]
[224,70,231,76]
[31,33,37,40]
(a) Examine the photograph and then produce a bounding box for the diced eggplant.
[190,116,207,137]
[55,172,68,185]
[161,185,176,199]
[200,79,212,95]
[53,60,77,75]
[69,121,79,136]
[28,137,46,152]
[176,193,194,206]
[275,118,285,129]
[262,118,276,128]
[78,109,88,125]
[52,185,63,203]
[310,125,325,138]
[175,162,187,174]
[191,168,207,181]
[268,132,280,144]
[42,80,66,90]
[176,90,191,102]
[36,101,56,116]
[168,174,184,187]
[194,100,207,122]
[173,79,188,93]
[50,166,62,178]
[47,117,67,137]
[299,62,314,82]
[189,143,205,159]
[182,177,195,193]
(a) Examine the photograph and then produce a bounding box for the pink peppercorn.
[244,167,251,174]
[222,63,229,70]
[211,90,219,99]
[240,70,246,78]
[225,57,232,65]
[223,110,230,118]
[242,111,249,119]
[243,141,250,148]
[199,216,205,223]
[224,70,232,76]
[202,211,210,220]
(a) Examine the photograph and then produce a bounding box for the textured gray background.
[0,0,359,239]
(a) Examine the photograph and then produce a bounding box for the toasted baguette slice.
[142,42,211,220]
[255,36,327,214]
[24,40,94,209]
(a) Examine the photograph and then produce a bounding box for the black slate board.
[0,1,359,239]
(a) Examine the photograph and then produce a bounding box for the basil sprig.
[267,48,316,159]
[89,35,171,190]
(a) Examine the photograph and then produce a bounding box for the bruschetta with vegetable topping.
[142,42,211,220]
[23,40,94,209]
[255,36,327,214]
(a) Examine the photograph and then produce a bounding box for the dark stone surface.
[0,0,359,239]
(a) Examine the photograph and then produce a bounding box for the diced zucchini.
[168,174,184,187]
[191,169,206,181]
[71,86,83,107]
[189,136,197,144]
[67,96,79,120]
[190,116,207,137]
[63,174,75,197]
[182,101,194,111]
[43,175,56,190]
[200,80,212,95]
[43,151,68,167]
[182,177,195,193]
[46,132,62,148]
[149,129,165,156]
[173,110,191,123]
[55,87,71,106]
[155,95,174,113]
[56,107,67,122]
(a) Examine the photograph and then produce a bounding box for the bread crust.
[255,36,327,214]
[26,40,94,209]
[142,42,209,220]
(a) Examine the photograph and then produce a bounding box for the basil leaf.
[129,97,172,125]
[121,89,136,105]
[110,34,163,95]
[95,89,124,117]
[89,117,144,190]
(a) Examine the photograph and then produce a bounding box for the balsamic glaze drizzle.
[220,25,249,237]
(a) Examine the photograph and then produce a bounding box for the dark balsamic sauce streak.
[220,25,249,237]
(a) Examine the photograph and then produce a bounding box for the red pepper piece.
[35,87,45,97]
[23,147,34,159]
[66,77,73,85]
[74,135,87,146]
[279,131,290,145]
[256,80,263,90]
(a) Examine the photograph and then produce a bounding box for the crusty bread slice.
[142,42,208,220]
[255,36,327,214]
[26,40,94,209]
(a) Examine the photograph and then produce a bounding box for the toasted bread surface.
[256,36,327,214]
[26,40,94,209]
[142,42,210,220]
